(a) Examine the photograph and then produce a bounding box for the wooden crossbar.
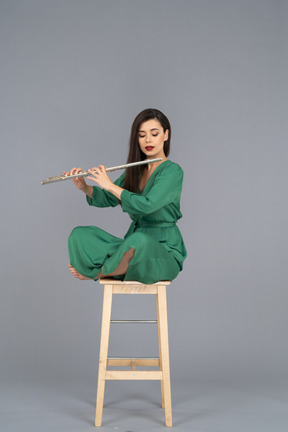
[107,358,160,367]
[105,371,163,380]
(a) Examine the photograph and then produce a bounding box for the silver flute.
[41,158,163,185]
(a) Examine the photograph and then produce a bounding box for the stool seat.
[95,279,173,427]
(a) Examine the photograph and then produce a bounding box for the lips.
[145,146,154,151]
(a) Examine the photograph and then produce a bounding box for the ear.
[164,129,169,141]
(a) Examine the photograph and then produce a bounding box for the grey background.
[1,0,287,431]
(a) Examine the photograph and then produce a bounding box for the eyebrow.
[138,128,160,133]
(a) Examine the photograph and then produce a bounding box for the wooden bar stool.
[95,279,172,427]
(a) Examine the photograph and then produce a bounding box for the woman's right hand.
[63,167,87,191]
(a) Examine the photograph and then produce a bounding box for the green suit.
[68,160,187,284]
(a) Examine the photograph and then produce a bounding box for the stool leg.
[157,285,172,427]
[156,293,165,408]
[95,284,113,427]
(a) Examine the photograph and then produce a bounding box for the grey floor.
[1,377,288,432]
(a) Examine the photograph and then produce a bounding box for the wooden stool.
[95,279,172,427]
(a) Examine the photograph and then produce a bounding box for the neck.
[146,156,167,171]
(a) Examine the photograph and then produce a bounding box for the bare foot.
[68,265,91,280]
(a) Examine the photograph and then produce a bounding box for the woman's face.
[138,119,169,159]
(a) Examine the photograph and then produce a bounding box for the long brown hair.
[123,108,171,192]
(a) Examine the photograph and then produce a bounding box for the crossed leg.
[68,248,135,280]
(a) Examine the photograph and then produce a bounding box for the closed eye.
[139,133,159,138]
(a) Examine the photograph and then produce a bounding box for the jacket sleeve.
[120,164,183,215]
[86,172,125,208]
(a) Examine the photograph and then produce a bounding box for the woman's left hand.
[87,165,114,191]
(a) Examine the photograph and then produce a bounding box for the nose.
[146,134,151,143]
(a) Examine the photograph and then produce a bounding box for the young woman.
[67,108,187,285]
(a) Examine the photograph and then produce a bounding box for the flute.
[41,158,163,185]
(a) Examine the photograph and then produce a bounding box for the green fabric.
[68,160,187,284]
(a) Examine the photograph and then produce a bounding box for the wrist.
[107,183,115,194]
[81,184,92,196]
[107,184,123,200]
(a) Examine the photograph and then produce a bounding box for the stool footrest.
[106,370,163,380]
[107,357,160,367]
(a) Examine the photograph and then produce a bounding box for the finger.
[73,168,81,178]
[71,167,83,180]
[91,166,100,172]
[89,168,98,176]
[86,176,97,182]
